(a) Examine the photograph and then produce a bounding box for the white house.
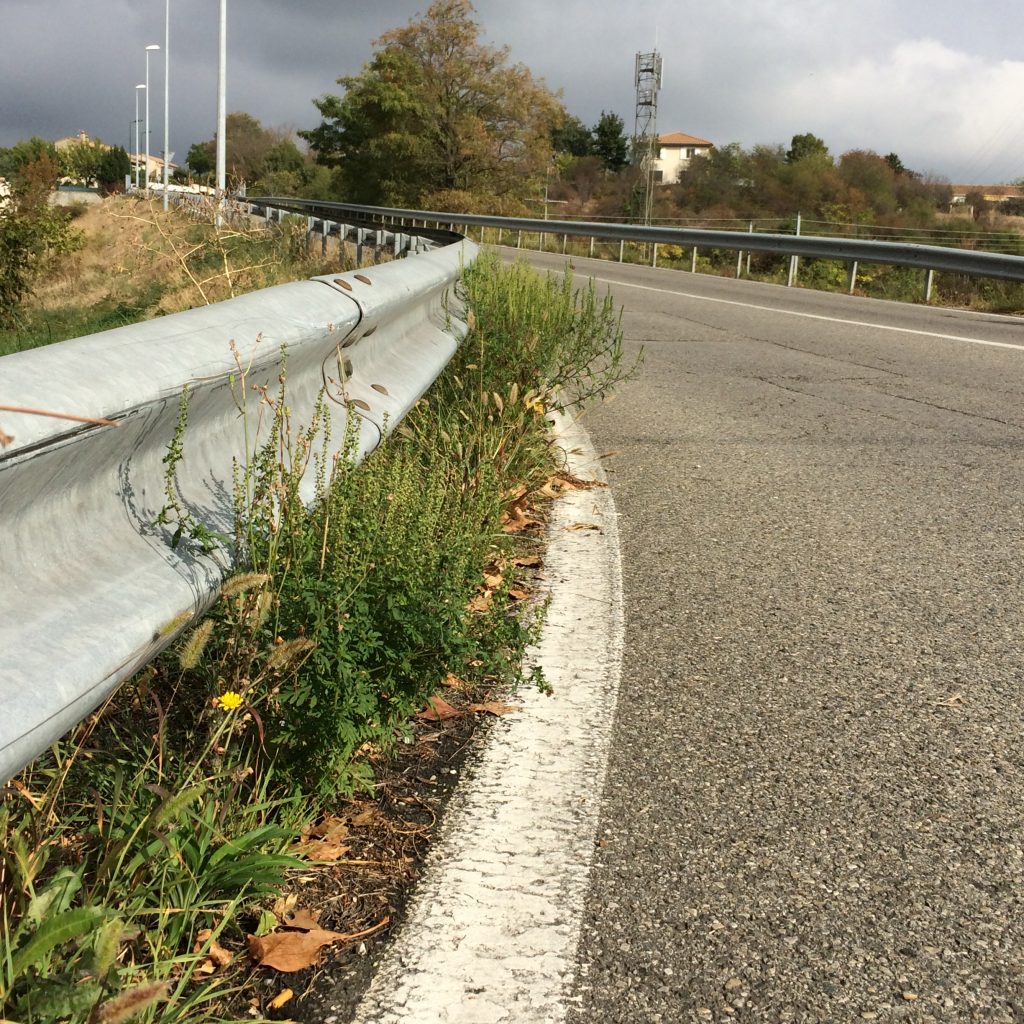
[653,132,713,184]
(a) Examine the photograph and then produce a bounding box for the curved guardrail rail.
[0,235,477,784]
[248,196,1024,285]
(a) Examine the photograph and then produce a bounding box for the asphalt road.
[519,253,1024,1023]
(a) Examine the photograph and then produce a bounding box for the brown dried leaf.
[442,673,471,691]
[468,702,520,717]
[513,554,543,568]
[555,471,607,490]
[283,908,321,931]
[291,838,352,862]
[508,587,531,601]
[483,571,503,589]
[272,894,299,921]
[348,806,378,827]
[194,928,233,968]
[247,927,347,972]
[291,817,352,861]
[566,522,601,532]
[416,695,461,722]
[466,591,493,614]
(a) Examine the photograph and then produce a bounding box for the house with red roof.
[654,132,713,184]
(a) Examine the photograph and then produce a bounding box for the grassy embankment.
[1,198,631,1022]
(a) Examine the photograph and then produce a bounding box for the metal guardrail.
[0,233,477,784]
[248,196,1024,289]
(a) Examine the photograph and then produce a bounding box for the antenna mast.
[633,49,664,226]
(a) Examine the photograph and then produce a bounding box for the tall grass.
[1,252,632,1022]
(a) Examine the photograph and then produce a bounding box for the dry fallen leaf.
[272,894,299,921]
[348,806,378,828]
[291,817,352,861]
[268,989,294,1010]
[247,927,348,972]
[416,695,461,722]
[466,591,493,614]
[247,917,391,972]
[442,672,471,691]
[508,587,531,601]
[194,928,233,968]
[555,471,607,490]
[513,554,543,568]
[469,702,520,717]
[483,571,503,589]
[566,522,601,532]
[282,908,321,931]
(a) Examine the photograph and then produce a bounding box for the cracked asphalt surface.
[520,255,1024,1023]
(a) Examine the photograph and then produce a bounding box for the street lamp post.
[216,0,227,198]
[144,43,160,190]
[163,0,171,209]
[134,85,146,189]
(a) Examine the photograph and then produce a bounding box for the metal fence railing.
[246,196,1024,303]
[0,229,475,784]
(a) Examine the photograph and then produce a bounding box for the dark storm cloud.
[2,0,1024,182]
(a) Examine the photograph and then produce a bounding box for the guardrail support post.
[787,212,802,287]
[736,249,743,278]
[691,247,698,273]
[925,268,935,302]
[590,237,595,258]
[618,240,625,263]
[562,234,568,254]
[848,260,858,294]
[516,230,522,249]
[322,220,330,259]
[652,243,658,268]
[356,228,365,267]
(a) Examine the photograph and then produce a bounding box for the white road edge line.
[352,411,625,1024]
[586,274,1024,353]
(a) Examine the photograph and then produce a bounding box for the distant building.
[128,152,178,182]
[653,132,713,185]
[950,184,1024,206]
[54,130,108,153]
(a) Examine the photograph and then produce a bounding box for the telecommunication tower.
[633,49,664,226]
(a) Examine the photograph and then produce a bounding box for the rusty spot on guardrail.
[333,278,353,291]
[349,399,371,412]
[354,274,373,286]
[371,384,389,396]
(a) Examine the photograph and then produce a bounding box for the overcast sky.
[2,0,1024,184]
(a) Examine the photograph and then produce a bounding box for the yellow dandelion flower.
[213,691,244,711]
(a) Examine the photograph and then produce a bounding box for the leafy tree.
[58,138,109,186]
[786,132,830,165]
[186,141,215,178]
[838,150,899,216]
[186,115,309,192]
[0,137,58,181]
[884,152,906,176]
[560,155,606,208]
[551,114,592,157]
[676,141,749,212]
[0,155,80,327]
[96,146,131,194]
[591,111,628,172]
[302,0,562,206]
